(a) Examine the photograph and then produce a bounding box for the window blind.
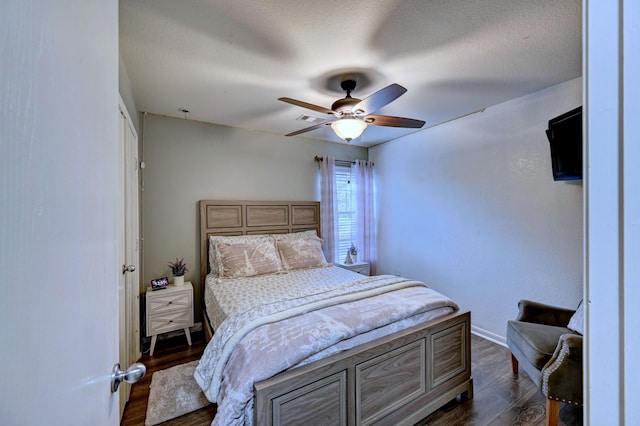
[335,165,356,262]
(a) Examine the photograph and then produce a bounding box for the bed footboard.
[254,310,472,426]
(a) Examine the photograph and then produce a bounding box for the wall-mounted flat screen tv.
[545,106,582,181]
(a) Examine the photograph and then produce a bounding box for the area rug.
[145,360,211,425]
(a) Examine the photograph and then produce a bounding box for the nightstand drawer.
[335,261,370,276]
[349,264,370,275]
[147,310,194,335]
[147,290,192,314]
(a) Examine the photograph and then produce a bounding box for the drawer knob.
[168,301,173,305]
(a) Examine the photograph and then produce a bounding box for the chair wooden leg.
[546,398,560,426]
[510,353,519,374]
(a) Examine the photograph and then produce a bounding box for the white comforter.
[194,266,458,426]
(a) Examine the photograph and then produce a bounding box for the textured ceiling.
[119,0,582,147]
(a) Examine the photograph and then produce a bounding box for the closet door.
[118,100,141,417]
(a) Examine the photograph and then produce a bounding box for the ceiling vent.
[296,114,325,124]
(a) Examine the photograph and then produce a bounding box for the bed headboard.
[199,200,321,284]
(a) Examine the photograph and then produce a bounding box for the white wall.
[141,114,367,319]
[370,78,583,342]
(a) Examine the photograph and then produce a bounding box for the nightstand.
[335,261,370,276]
[146,281,194,356]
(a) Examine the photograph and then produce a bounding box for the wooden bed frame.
[199,200,473,425]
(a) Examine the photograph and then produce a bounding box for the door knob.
[111,362,146,392]
[122,264,136,274]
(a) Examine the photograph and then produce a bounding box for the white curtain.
[319,156,338,263]
[352,159,376,275]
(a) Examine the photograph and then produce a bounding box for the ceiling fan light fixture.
[279,80,420,140]
[331,118,367,142]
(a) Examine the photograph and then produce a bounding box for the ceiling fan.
[278,80,425,142]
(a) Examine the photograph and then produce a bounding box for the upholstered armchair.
[506,299,583,426]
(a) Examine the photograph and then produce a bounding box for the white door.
[118,101,142,416]
[1,1,127,424]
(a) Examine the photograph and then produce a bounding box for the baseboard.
[471,325,507,347]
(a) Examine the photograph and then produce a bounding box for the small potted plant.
[168,257,188,286]
[349,243,358,263]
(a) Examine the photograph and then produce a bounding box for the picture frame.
[151,276,169,290]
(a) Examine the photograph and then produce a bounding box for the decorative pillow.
[215,239,282,279]
[567,300,584,335]
[277,237,328,270]
[272,230,318,241]
[209,234,271,277]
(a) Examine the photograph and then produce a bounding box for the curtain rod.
[314,156,374,167]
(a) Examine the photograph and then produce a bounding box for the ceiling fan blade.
[364,114,425,128]
[284,121,332,137]
[351,83,407,115]
[278,97,335,116]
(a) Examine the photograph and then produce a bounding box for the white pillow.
[567,300,584,335]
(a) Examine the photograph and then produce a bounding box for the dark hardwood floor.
[121,332,215,426]
[121,333,582,426]
[417,335,582,426]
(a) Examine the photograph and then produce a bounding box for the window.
[335,165,356,262]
